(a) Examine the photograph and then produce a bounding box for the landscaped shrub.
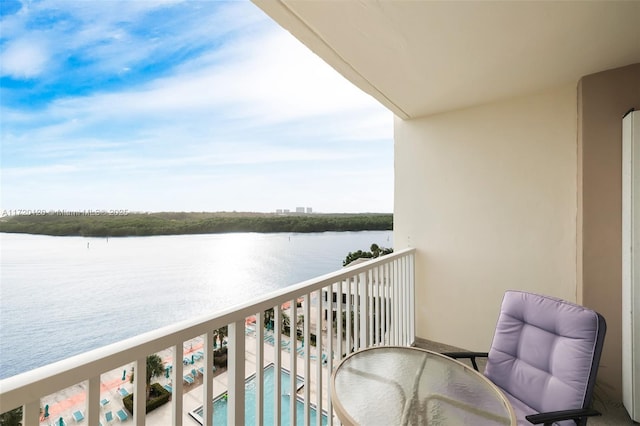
[122,383,171,414]
[0,407,22,426]
[213,354,227,369]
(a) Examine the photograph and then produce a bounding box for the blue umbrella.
[59,417,64,426]
[122,369,126,381]
[44,404,49,418]
[165,367,170,379]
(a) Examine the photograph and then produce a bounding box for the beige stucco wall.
[578,63,640,401]
[394,85,578,351]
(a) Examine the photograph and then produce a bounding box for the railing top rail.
[0,248,415,412]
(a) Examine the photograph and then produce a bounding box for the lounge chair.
[311,352,327,363]
[118,388,129,397]
[115,409,128,421]
[104,411,113,423]
[100,398,109,407]
[163,384,173,393]
[72,410,84,422]
[183,374,194,384]
[198,367,204,376]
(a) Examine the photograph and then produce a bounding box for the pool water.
[191,364,328,425]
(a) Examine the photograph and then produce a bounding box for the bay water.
[0,231,392,379]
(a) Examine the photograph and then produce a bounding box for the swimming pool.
[190,363,328,425]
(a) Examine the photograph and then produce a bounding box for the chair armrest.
[440,352,488,371]
[525,408,601,425]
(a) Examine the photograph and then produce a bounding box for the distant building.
[276,207,312,214]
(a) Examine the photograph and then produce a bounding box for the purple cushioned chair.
[444,290,606,426]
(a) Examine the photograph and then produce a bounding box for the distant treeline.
[0,211,393,237]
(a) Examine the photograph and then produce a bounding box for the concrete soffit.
[253,0,640,121]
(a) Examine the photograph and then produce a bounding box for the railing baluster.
[403,255,409,345]
[388,260,393,346]
[409,253,416,345]
[380,264,385,345]
[370,269,375,345]
[88,376,100,426]
[255,311,264,426]
[173,343,184,426]
[315,288,323,426]
[393,258,399,345]
[303,293,311,426]
[203,331,214,426]
[337,280,343,361]
[134,356,146,426]
[353,276,359,352]
[274,305,282,426]
[362,270,370,348]
[228,320,245,426]
[289,298,297,426]
[326,283,334,426]
[398,256,404,345]
[24,399,39,426]
[345,279,351,355]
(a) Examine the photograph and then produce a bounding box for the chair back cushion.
[484,291,606,421]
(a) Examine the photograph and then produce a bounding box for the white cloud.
[0,1,394,213]
[33,25,390,140]
[1,38,49,78]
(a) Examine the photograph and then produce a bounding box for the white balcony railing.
[0,248,415,426]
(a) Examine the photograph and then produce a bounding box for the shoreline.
[0,212,393,238]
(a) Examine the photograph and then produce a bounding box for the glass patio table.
[331,346,516,425]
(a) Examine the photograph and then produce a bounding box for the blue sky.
[0,0,393,213]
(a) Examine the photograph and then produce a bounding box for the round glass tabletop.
[331,346,516,425]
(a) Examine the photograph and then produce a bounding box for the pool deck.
[144,329,334,425]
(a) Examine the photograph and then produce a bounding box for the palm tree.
[264,308,274,331]
[296,314,304,339]
[214,326,228,348]
[146,354,165,401]
[282,311,291,335]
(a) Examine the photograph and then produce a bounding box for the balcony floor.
[413,338,635,426]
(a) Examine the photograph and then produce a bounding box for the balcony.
[0,248,415,426]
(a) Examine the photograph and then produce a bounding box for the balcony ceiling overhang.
[253,0,640,119]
